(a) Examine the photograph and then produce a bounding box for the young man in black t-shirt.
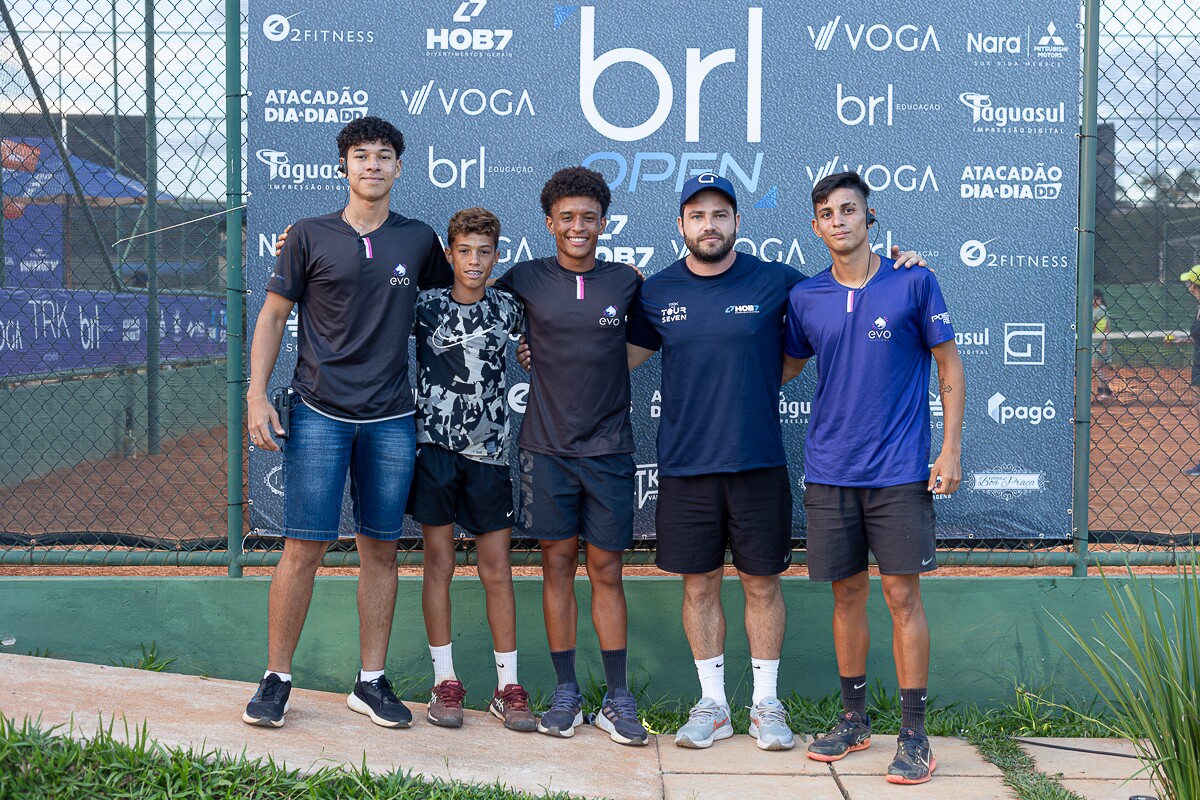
[243,117,451,730]
[492,167,648,746]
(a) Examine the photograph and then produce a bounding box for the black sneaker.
[886,727,936,784]
[347,675,412,728]
[537,682,583,737]
[242,673,291,727]
[594,688,648,746]
[806,711,871,762]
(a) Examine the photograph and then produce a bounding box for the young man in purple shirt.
[785,172,965,785]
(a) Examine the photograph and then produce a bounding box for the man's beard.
[686,229,736,263]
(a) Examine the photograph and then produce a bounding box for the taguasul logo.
[987,392,1056,425]
[958,92,1066,133]
[260,12,374,45]
[255,148,342,191]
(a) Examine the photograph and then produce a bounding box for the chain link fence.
[0,0,1195,568]
[1090,0,1200,550]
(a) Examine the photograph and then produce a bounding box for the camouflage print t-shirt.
[413,287,524,463]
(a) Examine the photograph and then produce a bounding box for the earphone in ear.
[866,210,876,228]
[337,160,346,176]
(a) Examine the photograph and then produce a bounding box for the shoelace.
[498,685,530,711]
[754,703,790,727]
[896,732,929,764]
[606,694,640,721]
[368,676,402,705]
[687,702,726,726]
[819,716,861,741]
[255,676,287,704]
[433,681,465,707]
[548,687,581,712]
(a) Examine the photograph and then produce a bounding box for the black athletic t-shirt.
[493,257,640,456]
[266,210,451,421]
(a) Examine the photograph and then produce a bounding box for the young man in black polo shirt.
[243,116,451,730]
[492,166,647,746]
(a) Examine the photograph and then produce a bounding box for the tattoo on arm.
[940,382,953,395]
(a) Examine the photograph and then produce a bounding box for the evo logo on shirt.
[725,304,760,314]
[391,263,411,286]
[599,305,622,326]
[868,316,892,340]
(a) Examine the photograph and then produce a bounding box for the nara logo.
[868,316,891,339]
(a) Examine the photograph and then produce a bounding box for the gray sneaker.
[674,697,733,749]
[748,696,795,751]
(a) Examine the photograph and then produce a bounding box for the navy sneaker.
[806,711,871,762]
[886,727,937,784]
[242,673,291,727]
[1184,463,1200,477]
[347,675,412,728]
[537,682,583,738]
[594,688,648,746]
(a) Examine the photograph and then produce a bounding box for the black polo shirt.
[493,257,640,456]
[266,210,451,421]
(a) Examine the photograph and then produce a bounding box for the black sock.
[550,649,577,687]
[840,675,868,717]
[900,687,928,734]
[601,648,628,692]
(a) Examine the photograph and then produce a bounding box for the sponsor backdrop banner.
[247,1,1078,540]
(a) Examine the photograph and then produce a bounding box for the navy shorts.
[803,481,937,582]
[654,467,793,576]
[408,443,514,535]
[281,403,415,541]
[517,449,634,552]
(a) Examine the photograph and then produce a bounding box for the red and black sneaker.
[489,683,537,732]
[428,679,466,728]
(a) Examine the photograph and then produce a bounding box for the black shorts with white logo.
[803,481,937,582]
[408,443,514,535]
[654,466,794,576]
[518,449,635,552]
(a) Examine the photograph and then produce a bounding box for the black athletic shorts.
[517,449,634,552]
[407,443,514,535]
[654,466,793,576]
[803,481,936,582]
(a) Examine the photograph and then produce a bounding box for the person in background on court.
[1180,266,1200,477]
[1093,289,1115,403]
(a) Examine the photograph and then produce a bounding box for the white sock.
[264,670,292,683]
[751,658,780,705]
[430,643,456,684]
[359,668,385,683]
[695,654,727,707]
[494,649,519,689]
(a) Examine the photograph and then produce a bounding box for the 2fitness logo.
[261,12,374,45]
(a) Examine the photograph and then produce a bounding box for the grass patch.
[0,717,574,800]
[111,642,176,672]
[970,734,1087,800]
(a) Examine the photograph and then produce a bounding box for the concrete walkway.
[0,655,1156,799]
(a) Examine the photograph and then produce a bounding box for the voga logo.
[868,316,891,339]
[807,156,939,193]
[987,392,1056,425]
[401,80,534,116]
[959,93,1067,131]
[779,391,810,424]
[726,304,760,315]
[427,0,512,55]
[599,305,622,326]
[807,17,940,52]
[577,6,762,142]
[661,301,687,324]
[961,164,1062,200]
[390,264,410,286]
[261,12,373,45]
[263,87,368,124]
[255,149,341,190]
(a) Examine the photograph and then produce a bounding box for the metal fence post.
[144,0,161,455]
[1073,0,1102,576]
[225,0,245,577]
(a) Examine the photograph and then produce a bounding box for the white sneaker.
[674,697,734,749]
[749,697,795,751]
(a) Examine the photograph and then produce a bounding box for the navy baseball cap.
[680,172,737,212]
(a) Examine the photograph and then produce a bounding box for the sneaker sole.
[594,713,648,746]
[489,703,537,732]
[427,710,464,728]
[674,724,734,749]
[242,701,289,728]
[806,738,871,762]
[886,756,937,785]
[346,693,412,728]
[748,721,795,751]
[536,710,583,738]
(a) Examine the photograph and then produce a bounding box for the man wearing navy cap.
[626,173,922,751]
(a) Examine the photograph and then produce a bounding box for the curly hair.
[540,166,611,218]
[336,116,406,161]
[447,207,501,248]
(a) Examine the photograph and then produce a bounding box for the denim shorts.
[282,403,416,541]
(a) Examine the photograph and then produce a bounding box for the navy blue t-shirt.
[626,252,803,477]
[783,258,955,487]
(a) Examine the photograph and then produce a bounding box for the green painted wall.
[1,362,226,486]
[0,576,1143,708]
